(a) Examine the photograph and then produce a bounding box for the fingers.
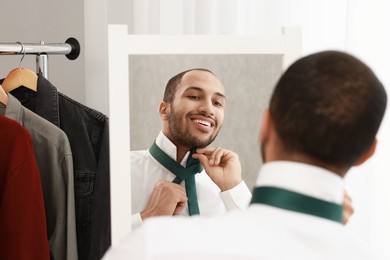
[342,191,354,225]
[155,180,187,203]
[209,147,225,165]
[156,181,187,216]
[192,152,210,168]
[200,147,224,165]
[173,200,187,215]
[141,180,188,220]
[193,147,242,191]
[194,147,234,166]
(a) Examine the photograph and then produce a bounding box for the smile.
[193,119,212,127]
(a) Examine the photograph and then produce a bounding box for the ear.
[259,109,271,145]
[159,101,170,120]
[354,138,377,166]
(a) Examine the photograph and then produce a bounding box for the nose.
[199,100,214,116]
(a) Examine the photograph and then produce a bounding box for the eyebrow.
[185,86,226,99]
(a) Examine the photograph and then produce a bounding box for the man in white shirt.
[104,51,387,259]
[130,68,252,228]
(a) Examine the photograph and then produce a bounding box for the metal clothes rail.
[0,37,80,79]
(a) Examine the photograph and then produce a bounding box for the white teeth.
[194,119,211,127]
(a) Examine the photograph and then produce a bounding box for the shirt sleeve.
[220,180,252,211]
[102,227,147,259]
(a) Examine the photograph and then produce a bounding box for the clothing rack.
[0,37,80,79]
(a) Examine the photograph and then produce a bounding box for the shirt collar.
[255,161,344,204]
[34,74,60,126]
[1,93,23,124]
[155,131,190,167]
[1,75,60,126]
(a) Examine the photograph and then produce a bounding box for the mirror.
[128,54,283,190]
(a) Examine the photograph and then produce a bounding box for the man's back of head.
[269,50,387,173]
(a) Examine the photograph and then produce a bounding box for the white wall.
[0,0,85,104]
[84,0,133,114]
[343,0,390,256]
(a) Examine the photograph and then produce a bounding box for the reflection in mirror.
[129,54,283,190]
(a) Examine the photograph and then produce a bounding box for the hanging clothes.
[6,74,111,260]
[0,94,77,260]
[0,114,50,260]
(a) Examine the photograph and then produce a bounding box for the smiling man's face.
[164,70,226,149]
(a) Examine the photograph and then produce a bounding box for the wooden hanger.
[2,68,38,92]
[1,42,38,92]
[0,84,8,105]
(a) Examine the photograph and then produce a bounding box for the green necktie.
[250,186,343,223]
[149,141,203,215]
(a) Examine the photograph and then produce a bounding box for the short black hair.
[163,68,215,103]
[270,50,387,167]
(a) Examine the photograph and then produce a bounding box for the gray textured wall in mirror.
[129,54,283,190]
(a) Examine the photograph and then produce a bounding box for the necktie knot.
[185,148,203,173]
[149,141,201,215]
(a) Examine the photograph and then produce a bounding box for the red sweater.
[0,114,50,260]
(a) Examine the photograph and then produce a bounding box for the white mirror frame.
[107,24,301,244]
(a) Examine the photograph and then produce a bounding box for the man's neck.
[176,145,191,163]
[267,155,347,178]
[263,129,348,177]
[161,130,191,163]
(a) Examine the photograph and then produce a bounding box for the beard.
[168,108,220,149]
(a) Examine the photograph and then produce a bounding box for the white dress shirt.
[130,131,252,228]
[104,161,385,260]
